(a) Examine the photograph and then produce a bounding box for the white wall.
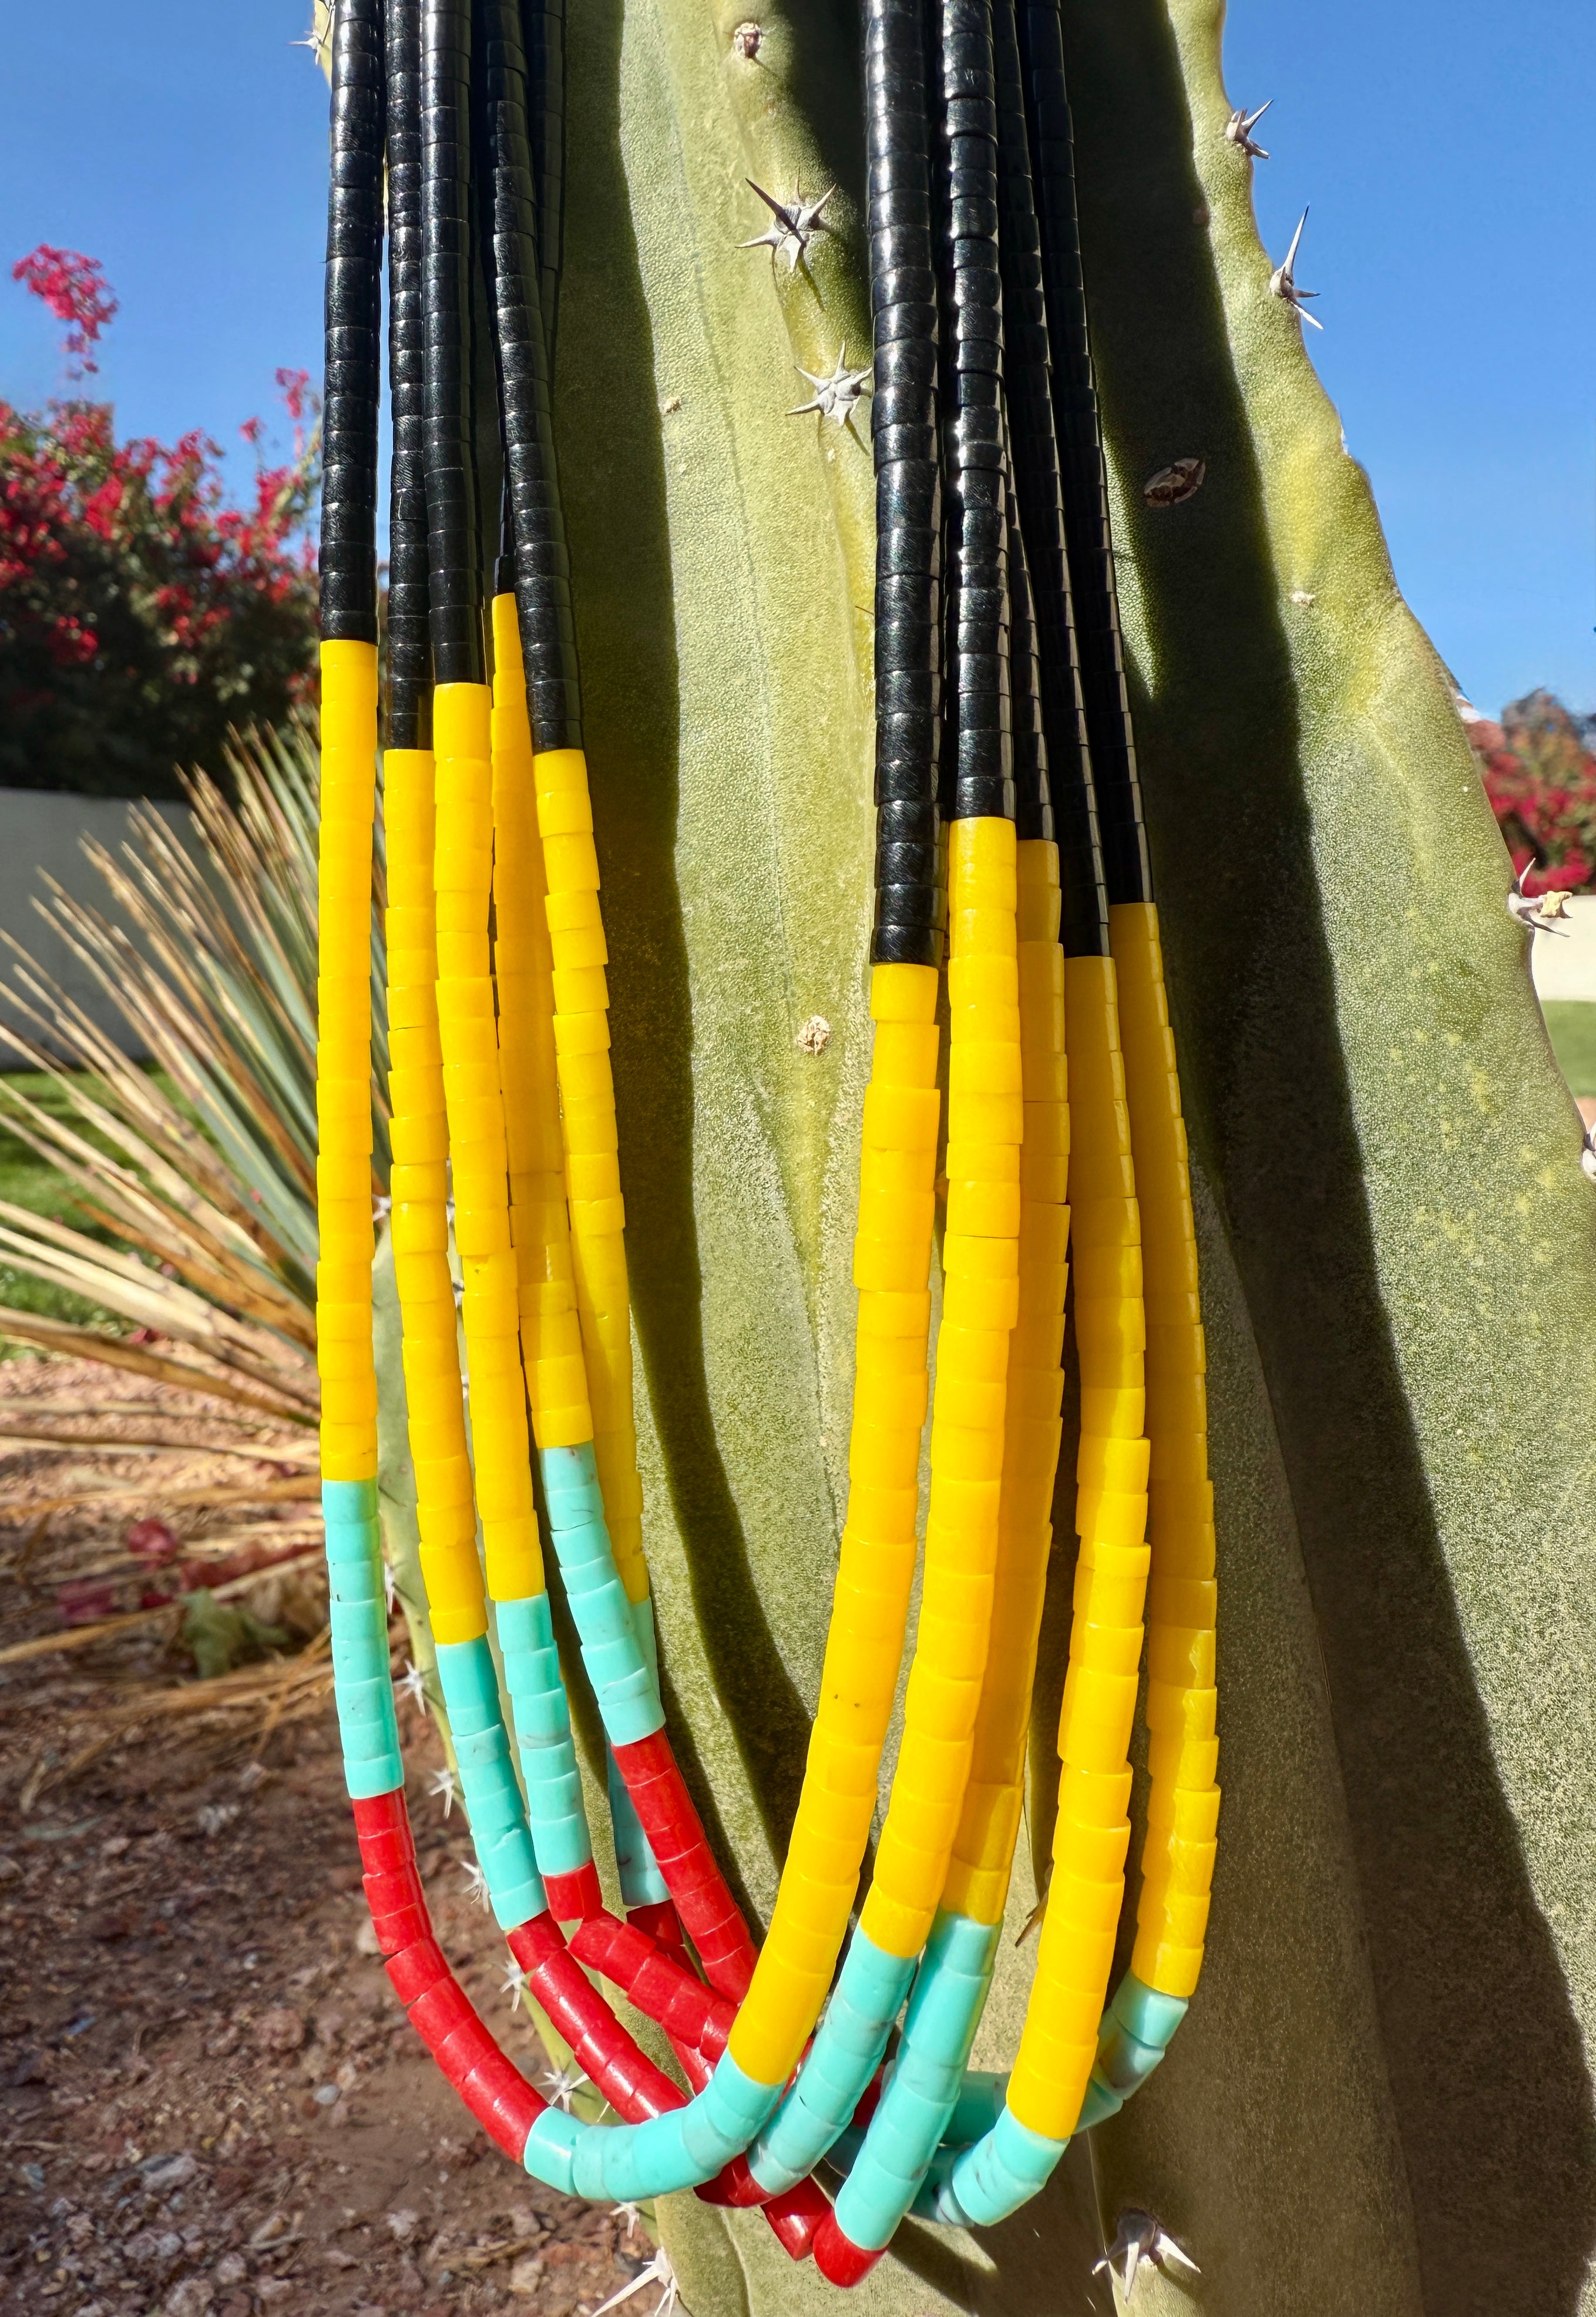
[1530,895,1596,1005]
[0,790,196,1063]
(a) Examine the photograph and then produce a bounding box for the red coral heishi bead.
[814,2216,886,2288]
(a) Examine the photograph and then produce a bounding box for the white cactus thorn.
[1269,209,1322,328]
[789,348,873,427]
[397,1659,427,1708]
[1507,858,1572,936]
[1225,99,1271,158]
[461,1858,490,1910]
[592,2245,680,2317]
[742,180,835,273]
[1093,2208,1200,2301]
[539,2059,590,2113]
[428,1765,459,1818]
[502,1957,529,2009]
[295,2,332,68]
[612,2201,646,2244]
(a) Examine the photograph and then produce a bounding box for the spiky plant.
[0,715,382,1429]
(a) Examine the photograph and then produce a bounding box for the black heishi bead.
[872,264,939,308]
[948,258,1003,304]
[873,297,940,344]
[947,417,1006,465]
[867,223,932,271]
[874,880,947,927]
[873,337,938,389]
[876,716,941,770]
[876,793,939,838]
[953,778,1014,822]
[879,669,940,716]
[878,569,941,617]
[877,840,942,885]
[872,421,936,464]
[951,470,1007,520]
[879,458,941,520]
[948,370,1002,412]
[954,500,1006,558]
[877,526,941,578]
[869,187,932,230]
[868,153,933,193]
[871,923,943,971]
[865,58,928,102]
[948,196,1001,239]
[516,541,573,580]
[955,718,1014,765]
[875,622,939,673]
[943,96,999,138]
[955,647,1010,691]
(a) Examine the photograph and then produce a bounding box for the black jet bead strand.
[936,0,1014,829]
[477,0,582,750]
[519,0,566,365]
[421,0,486,685]
[321,0,386,646]
[1002,402,1049,845]
[992,0,1108,951]
[384,0,433,743]
[1015,0,1149,904]
[866,0,946,970]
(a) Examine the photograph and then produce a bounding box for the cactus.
[356,0,1596,2309]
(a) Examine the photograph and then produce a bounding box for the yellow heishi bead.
[729,961,941,2088]
[375,736,487,1644]
[524,710,647,1604]
[316,641,378,1487]
[1110,899,1221,1999]
[855,820,1021,1967]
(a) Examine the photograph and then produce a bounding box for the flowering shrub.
[1467,690,1596,897]
[11,247,117,378]
[1,250,318,798]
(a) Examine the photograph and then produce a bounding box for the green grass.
[1542,1001,1596,1099]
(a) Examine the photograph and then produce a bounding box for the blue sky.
[1223,0,1595,717]
[2,0,1591,719]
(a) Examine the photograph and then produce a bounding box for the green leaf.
[180,1589,291,1680]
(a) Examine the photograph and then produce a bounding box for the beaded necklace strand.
[313,0,1218,2272]
[1015,0,1220,2039]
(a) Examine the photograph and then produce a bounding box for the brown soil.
[0,1364,651,2317]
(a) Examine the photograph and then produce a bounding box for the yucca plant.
[0,715,385,1423]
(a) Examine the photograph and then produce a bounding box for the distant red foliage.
[1,250,318,797]
[12,246,117,378]
[1467,691,1596,897]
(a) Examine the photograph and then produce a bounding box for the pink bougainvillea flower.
[12,245,119,378]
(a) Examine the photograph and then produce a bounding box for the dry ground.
[0,1362,651,2317]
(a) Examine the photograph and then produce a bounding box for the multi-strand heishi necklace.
[314,0,1218,2278]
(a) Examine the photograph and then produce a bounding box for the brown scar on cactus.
[796,1015,832,1054]
[730,19,761,58]
[1143,456,1206,508]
